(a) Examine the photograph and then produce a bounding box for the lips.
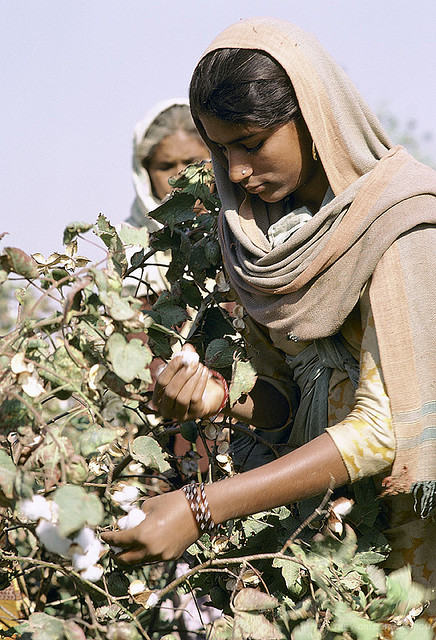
[244,183,265,194]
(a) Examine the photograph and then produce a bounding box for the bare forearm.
[224,379,290,430]
[206,432,349,523]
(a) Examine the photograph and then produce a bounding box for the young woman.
[103,18,436,603]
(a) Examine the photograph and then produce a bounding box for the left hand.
[101,490,199,565]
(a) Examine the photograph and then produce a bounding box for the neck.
[293,163,330,214]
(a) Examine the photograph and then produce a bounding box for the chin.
[259,192,284,204]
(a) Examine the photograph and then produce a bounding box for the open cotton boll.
[80,564,104,583]
[112,485,140,512]
[20,495,53,522]
[72,527,103,571]
[172,351,200,366]
[35,520,71,557]
[117,507,146,530]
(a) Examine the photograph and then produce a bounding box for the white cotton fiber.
[172,351,200,366]
[117,507,146,530]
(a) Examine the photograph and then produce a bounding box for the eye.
[244,140,264,153]
[154,163,174,172]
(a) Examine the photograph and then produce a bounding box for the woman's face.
[199,115,327,210]
[147,130,209,201]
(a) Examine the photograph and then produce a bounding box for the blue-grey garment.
[231,334,359,471]
[285,334,359,450]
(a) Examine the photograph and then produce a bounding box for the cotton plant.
[20,495,104,582]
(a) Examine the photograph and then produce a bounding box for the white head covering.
[127,98,190,230]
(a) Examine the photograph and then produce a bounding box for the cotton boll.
[72,528,103,571]
[35,520,71,557]
[172,351,199,366]
[112,485,140,512]
[20,495,52,522]
[146,592,159,608]
[73,527,95,552]
[80,564,104,582]
[19,370,45,398]
[117,507,146,530]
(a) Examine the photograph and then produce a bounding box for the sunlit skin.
[199,114,329,213]
[101,118,348,564]
[146,130,209,200]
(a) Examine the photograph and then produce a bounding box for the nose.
[175,162,187,175]
[227,151,252,183]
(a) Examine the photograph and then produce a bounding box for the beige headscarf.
[192,18,436,514]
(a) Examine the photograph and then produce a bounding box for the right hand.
[101,489,200,564]
[152,345,225,421]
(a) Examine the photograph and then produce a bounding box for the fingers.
[102,524,150,566]
[172,365,210,418]
[101,528,137,549]
[152,345,212,420]
[113,546,151,566]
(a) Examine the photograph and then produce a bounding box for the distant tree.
[378,105,435,168]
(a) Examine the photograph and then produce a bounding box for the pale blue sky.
[1,0,435,260]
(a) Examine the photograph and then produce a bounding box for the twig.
[280,483,334,553]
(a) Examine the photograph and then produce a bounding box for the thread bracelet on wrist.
[208,369,229,419]
[182,482,216,534]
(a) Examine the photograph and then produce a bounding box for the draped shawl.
[192,18,436,514]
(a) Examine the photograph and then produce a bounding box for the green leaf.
[310,524,358,566]
[152,292,188,328]
[0,450,17,500]
[106,334,152,383]
[16,612,65,640]
[118,224,149,249]
[166,230,191,283]
[130,435,171,472]
[63,221,94,245]
[100,291,136,321]
[94,214,127,275]
[331,601,381,640]
[205,338,237,369]
[79,425,118,457]
[242,517,271,538]
[233,588,279,612]
[41,344,87,393]
[229,358,257,406]
[53,484,104,537]
[151,191,197,232]
[234,611,283,640]
[63,620,87,640]
[292,619,322,640]
[383,566,433,617]
[146,327,173,358]
[180,421,199,443]
[393,620,436,640]
[272,558,302,595]
[4,246,39,278]
[178,278,203,308]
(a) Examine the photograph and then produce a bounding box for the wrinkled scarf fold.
[193,18,436,513]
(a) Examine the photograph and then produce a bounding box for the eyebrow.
[210,131,261,146]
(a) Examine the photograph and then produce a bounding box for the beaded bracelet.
[182,482,216,534]
[209,369,229,418]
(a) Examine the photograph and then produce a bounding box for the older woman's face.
[147,130,209,201]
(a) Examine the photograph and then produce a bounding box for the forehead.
[199,115,266,145]
[151,130,207,162]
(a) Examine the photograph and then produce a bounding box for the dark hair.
[189,48,300,128]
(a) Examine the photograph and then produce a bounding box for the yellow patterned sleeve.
[326,288,396,481]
